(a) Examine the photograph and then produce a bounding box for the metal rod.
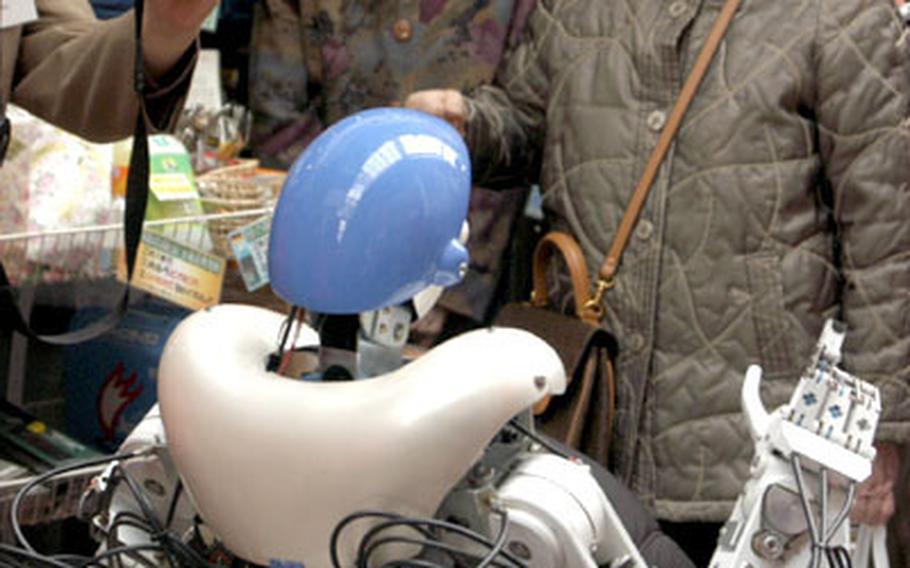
[824,482,855,545]
[0,207,273,242]
[820,467,828,559]
[791,454,821,568]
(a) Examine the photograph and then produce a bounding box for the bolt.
[468,463,492,487]
[143,479,166,498]
[752,531,784,560]
[508,541,532,560]
[762,535,782,554]
[534,376,547,390]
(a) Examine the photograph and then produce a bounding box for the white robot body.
[92,314,885,568]
[157,304,570,567]
[495,454,647,568]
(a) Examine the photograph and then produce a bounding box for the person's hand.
[404,89,468,134]
[851,442,900,525]
[142,0,219,80]
[409,306,449,349]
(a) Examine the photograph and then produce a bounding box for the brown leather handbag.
[495,233,619,466]
[494,0,742,468]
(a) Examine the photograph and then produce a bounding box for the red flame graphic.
[96,362,143,442]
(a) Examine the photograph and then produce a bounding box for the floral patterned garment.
[248,0,535,322]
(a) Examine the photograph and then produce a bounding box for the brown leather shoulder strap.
[598,0,741,284]
[531,232,601,324]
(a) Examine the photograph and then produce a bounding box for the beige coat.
[1,0,192,143]
[468,0,910,522]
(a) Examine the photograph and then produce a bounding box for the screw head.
[143,479,166,498]
[752,531,785,560]
[508,541,532,560]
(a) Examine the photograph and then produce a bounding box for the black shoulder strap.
[0,0,150,344]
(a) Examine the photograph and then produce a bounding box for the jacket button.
[628,333,645,351]
[647,110,666,132]
[393,18,413,42]
[669,1,687,17]
[635,220,654,241]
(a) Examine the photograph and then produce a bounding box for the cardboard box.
[64,300,189,452]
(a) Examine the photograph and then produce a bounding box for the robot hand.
[711,320,882,568]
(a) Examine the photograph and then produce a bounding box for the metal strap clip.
[582,278,614,319]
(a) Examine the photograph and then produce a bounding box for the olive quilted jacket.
[468,0,910,521]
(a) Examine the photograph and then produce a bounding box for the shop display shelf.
[0,208,273,286]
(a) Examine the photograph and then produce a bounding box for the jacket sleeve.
[247,0,323,169]
[815,0,910,442]
[464,0,554,189]
[12,0,196,142]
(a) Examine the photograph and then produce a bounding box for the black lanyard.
[0,0,150,344]
[0,116,10,167]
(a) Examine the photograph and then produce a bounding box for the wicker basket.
[196,160,282,257]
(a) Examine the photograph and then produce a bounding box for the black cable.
[475,509,509,568]
[104,511,156,567]
[277,307,300,358]
[110,510,154,529]
[379,560,445,568]
[506,419,569,458]
[115,469,163,531]
[107,541,159,568]
[331,511,436,568]
[165,479,183,528]
[114,468,211,568]
[360,513,515,568]
[826,545,852,568]
[105,474,210,568]
[362,536,515,568]
[112,514,209,568]
[51,554,93,565]
[78,544,169,568]
[0,543,71,568]
[160,532,212,567]
[4,450,212,568]
[360,533,449,568]
[114,467,178,566]
[11,452,145,554]
[345,513,526,568]
[356,519,441,567]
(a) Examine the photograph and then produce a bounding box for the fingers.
[404,90,467,134]
[850,442,901,525]
[409,307,449,349]
[851,484,896,525]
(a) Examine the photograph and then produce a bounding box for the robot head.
[268,108,471,314]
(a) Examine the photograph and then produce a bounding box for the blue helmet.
[268,108,471,314]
